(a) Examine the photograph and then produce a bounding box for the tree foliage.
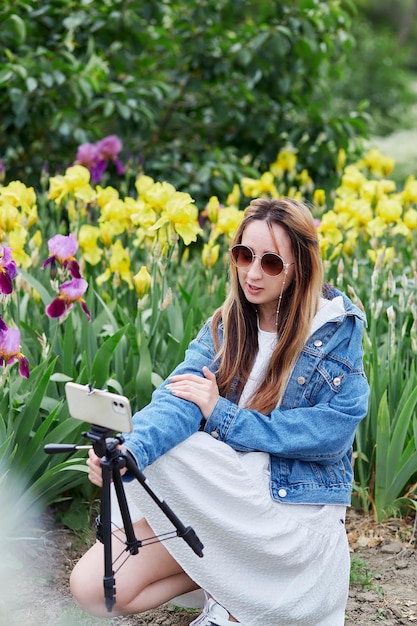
[0,0,368,203]
[333,1,417,136]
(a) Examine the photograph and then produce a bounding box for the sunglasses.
[230,244,293,276]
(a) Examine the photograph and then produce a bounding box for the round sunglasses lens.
[232,246,252,267]
[261,254,283,276]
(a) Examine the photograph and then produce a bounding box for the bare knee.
[70,550,112,618]
[70,518,189,617]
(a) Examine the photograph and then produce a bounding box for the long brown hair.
[211,197,323,413]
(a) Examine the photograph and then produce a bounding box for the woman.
[70,198,370,626]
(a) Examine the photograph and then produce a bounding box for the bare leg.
[70,517,199,618]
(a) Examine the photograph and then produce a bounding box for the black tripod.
[45,425,204,612]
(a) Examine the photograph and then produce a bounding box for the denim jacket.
[123,286,370,506]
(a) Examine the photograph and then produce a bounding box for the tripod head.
[82,423,125,459]
[44,424,122,458]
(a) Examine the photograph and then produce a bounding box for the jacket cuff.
[204,395,236,440]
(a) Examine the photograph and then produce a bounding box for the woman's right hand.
[86,445,128,487]
[87,447,104,487]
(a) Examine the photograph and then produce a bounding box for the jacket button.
[297,376,305,385]
[314,339,323,347]
[278,488,287,498]
[211,429,219,438]
[333,377,341,386]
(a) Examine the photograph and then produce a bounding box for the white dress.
[117,298,350,626]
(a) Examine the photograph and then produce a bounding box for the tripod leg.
[112,467,141,555]
[100,458,116,613]
[122,450,204,558]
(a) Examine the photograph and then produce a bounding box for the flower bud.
[160,287,173,311]
[133,266,152,298]
[202,243,220,269]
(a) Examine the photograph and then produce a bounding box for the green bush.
[0,0,368,204]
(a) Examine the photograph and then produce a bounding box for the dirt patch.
[345,509,417,625]
[1,507,416,626]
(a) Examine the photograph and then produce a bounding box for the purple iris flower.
[90,159,108,185]
[41,234,81,279]
[97,135,122,160]
[0,325,30,378]
[45,278,91,321]
[76,142,103,184]
[0,246,17,295]
[75,135,124,183]
[76,142,100,168]
[96,135,125,177]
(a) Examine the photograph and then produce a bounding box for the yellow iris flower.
[150,191,203,246]
[366,216,388,238]
[401,177,417,204]
[336,148,346,173]
[241,172,278,198]
[48,165,96,206]
[362,148,395,177]
[133,265,152,298]
[317,211,343,246]
[135,174,155,197]
[142,181,177,212]
[98,221,120,248]
[1,180,37,215]
[109,240,133,287]
[78,225,103,266]
[368,246,395,265]
[97,239,133,288]
[376,198,403,223]
[202,243,220,269]
[211,207,244,241]
[313,189,326,208]
[269,150,297,177]
[0,203,20,233]
[129,199,158,232]
[96,185,120,209]
[98,198,130,235]
[8,225,31,268]
[403,208,417,230]
[206,196,220,223]
[226,184,241,208]
[341,165,367,193]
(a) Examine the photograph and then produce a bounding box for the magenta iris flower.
[41,233,81,279]
[45,278,91,321]
[0,245,17,295]
[97,135,122,160]
[75,135,124,183]
[0,325,30,378]
[91,159,108,184]
[76,142,99,168]
[97,135,124,174]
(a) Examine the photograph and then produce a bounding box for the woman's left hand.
[166,366,219,420]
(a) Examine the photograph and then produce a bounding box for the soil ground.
[1,506,416,626]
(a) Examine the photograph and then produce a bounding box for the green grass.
[350,555,383,598]
[350,555,376,587]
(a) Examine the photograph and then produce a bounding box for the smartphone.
[65,382,133,433]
